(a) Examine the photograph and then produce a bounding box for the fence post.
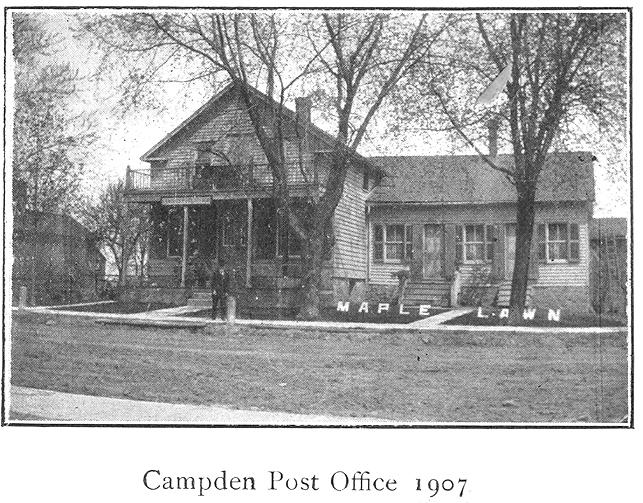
[450,268,462,307]
[19,285,28,309]
[125,165,131,189]
[226,295,236,323]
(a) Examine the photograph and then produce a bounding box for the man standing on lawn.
[211,261,231,320]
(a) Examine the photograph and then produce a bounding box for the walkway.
[8,386,393,425]
[143,305,203,317]
[408,307,476,327]
[14,306,628,334]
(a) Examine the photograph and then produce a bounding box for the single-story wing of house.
[124,83,595,313]
[366,153,594,312]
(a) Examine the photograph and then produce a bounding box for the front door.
[505,223,516,279]
[423,224,443,278]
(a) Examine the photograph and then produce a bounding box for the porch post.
[444,224,456,280]
[494,224,506,280]
[411,224,423,280]
[246,198,253,287]
[180,205,189,287]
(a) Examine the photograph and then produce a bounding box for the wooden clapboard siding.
[149,93,307,188]
[458,264,493,283]
[367,201,592,287]
[369,256,409,285]
[332,166,368,279]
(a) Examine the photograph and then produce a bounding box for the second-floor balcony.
[125,162,310,199]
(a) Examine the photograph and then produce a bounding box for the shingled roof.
[366,152,595,205]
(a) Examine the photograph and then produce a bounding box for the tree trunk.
[297,230,324,320]
[29,213,39,305]
[119,244,128,287]
[509,186,536,314]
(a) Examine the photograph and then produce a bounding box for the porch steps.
[496,282,533,307]
[403,280,451,307]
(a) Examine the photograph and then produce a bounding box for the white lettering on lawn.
[378,303,389,314]
[548,309,561,322]
[399,304,409,315]
[477,307,489,318]
[358,302,369,314]
[523,308,537,320]
[418,305,432,316]
[337,301,350,312]
[499,308,510,319]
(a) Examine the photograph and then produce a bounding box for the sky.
[16,9,630,218]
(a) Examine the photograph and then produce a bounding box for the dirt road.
[10,312,629,423]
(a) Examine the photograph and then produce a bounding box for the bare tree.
[398,12,627,311]
[12,13,96,302]
[82,11,447,318]
[82,180,150,286]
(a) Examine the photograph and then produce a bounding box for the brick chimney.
[487,118,499,157]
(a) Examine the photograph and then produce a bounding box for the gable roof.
[141,82,377,173]
[141,82,236,161]
[366,152,595,205]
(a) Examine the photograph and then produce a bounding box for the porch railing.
[125,162,308,193]
[127,168,150,191]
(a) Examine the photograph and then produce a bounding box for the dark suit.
[211,269,231,319]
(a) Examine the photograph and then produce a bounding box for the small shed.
[13,210,106,305]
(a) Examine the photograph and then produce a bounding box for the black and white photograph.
[2,6,631,428]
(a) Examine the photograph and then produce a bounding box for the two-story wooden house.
[124,83,595,313]
[124,83,380,310]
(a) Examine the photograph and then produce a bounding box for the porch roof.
[366,152,595,205]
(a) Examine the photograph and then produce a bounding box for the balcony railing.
[125,162,308,193]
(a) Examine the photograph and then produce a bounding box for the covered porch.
[143,195,305,290]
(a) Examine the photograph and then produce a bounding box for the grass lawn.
[54,301,176,314]
[186,305,449,324]
[445,308,626,328]
[10,311,629,423]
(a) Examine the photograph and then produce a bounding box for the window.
[373,225,384,261]
[385,224,405,261]
[537,223,580,263]
[372,224,413,262]
[547,223,567,260]
[166,208,183,257]
[254,199,312,259]
[220,201,247,248]
[456,224,494,263]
